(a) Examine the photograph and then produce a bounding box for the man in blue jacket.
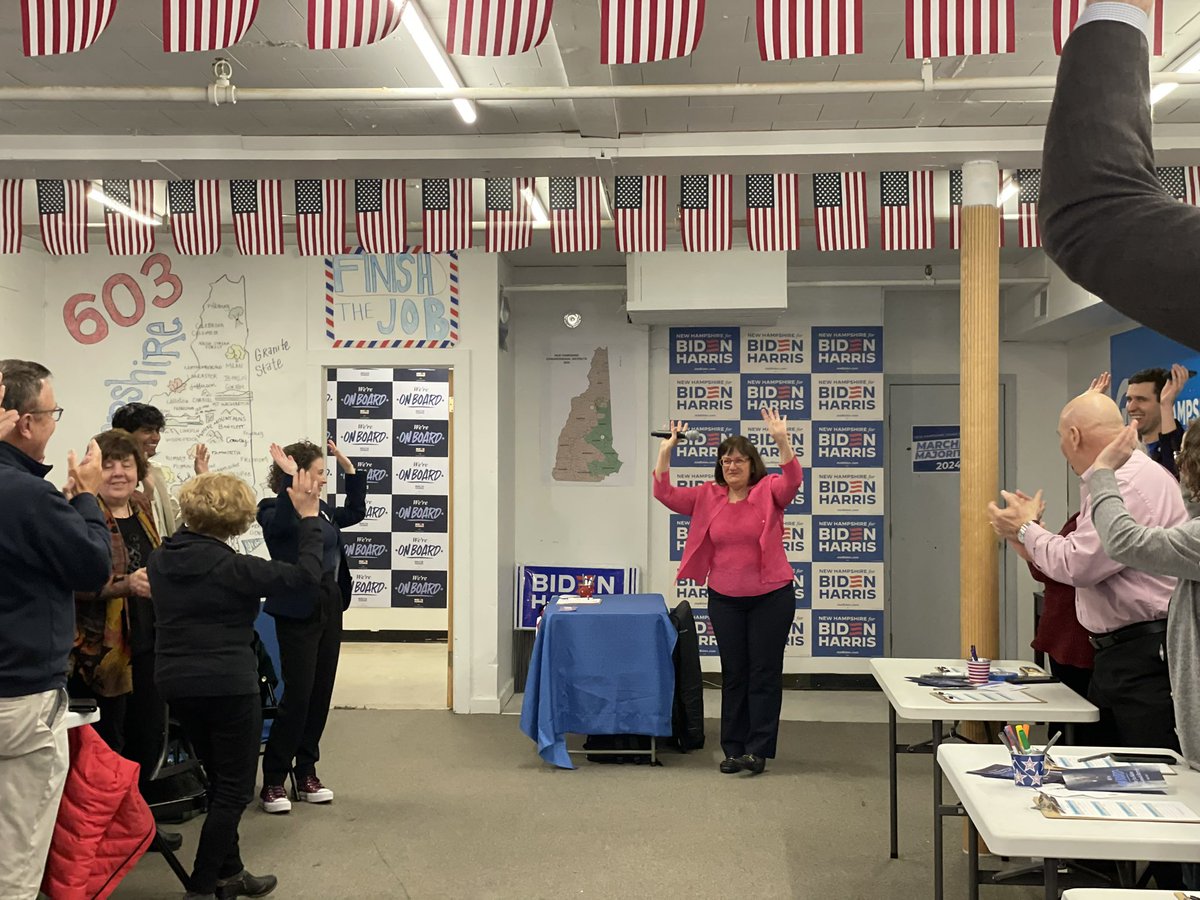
[0,360,112,899]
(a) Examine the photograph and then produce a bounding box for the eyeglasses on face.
[25,407,63,422]
[720,456,748,468]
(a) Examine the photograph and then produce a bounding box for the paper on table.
[937,666,1016,677]
[555,595,603,605]
[1049,754,1175,776]
[932,683,1043,704]
[1034,790,1200,822]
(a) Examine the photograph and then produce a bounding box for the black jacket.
[257,471,367,618]
[0,442,111,698]
[148,521,323,699]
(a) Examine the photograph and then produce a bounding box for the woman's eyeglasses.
[720,456,748,468]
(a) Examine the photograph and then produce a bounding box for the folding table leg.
[889,703,898,859]
[1043,857,1059,900]
[967,817,980,900]
[932,719,943,900]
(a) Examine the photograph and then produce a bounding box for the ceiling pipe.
[4,67,1200,105]
[502,277,1050,292]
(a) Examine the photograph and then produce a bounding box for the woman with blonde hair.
[149,465,324,900]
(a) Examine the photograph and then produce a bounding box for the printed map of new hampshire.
[552,347,623,482]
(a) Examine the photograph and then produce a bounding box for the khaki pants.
[0,689,68,900]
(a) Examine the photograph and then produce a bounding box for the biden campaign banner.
[813,469,883,515]
[669,326,740,374]
[812,374,883,420]
[671,420,739,468]
[670,374,739,419]
[514,565,639,629]
[741,373,811,419]
[791,562,812,609]
[741,420,811,469]
[812,563,884,610]
[912,425,960,473]
[742,329,809,374]
[812,421,883,468]
[812,326,882,373]
[813,610,884,657]
[813,516,885,563]
[694,607,720,657]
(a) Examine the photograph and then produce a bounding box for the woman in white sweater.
[1088,418,1200,770]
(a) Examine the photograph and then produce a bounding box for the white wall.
[882,290,1071,657]
[0,249,47,362]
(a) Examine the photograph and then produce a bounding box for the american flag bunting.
[422,178,473,253]
[168,180,222,255]
[812,171,868,251]
[757,0,862,60]
[447,0,553,56]
[230,179,283,255]
[1054,0,1162,54]
[484,178,533,253]
[1157,166,1200,206]
[21,0,117,56]
[308,0,405,50]
[163,0,260,52]
[614,175,666,253]
[1,181,22,255]
[880,170,934,251]
[679,174,731,253]
[295,179,346,256]
[906,0,1014,58]
[949,169,1005,249]
[1016,169,1041,249]
[355,178,407,254]
[101,179,156,256]
[600,0,705,64]
[37,180,88,255]
[549,176,601,253]
[746,173,801,252]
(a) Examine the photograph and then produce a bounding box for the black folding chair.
[254,631,299,799]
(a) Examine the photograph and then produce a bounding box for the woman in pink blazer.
[653,407,803,775]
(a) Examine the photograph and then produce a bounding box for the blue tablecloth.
[519,594,678,769]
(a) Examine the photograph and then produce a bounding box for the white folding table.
[870,658,1099,900]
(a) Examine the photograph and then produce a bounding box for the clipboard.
[1034,791,1200,823]
[932,687,1046,704]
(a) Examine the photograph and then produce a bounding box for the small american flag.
[295,179,346,256]
[600,0,705,64]
[355,178,406,254]
[447,0,552,56]
[101,180,156,256]
[614,175,666,253]
[422,178,473,253]
[949,169,1005,249]
[1157,166,1200,206]
[1054,0,1162,54]
[679,174,731,253]
[169,180,221,255]
[746,173,801,252]
[37,180,88,255]
[230,179,283,255]
[21,0,117,56]
[484,178,533,253]
[906,0,1014,58]
[757,0,862,60]
[550,176,601,253]
[812,172,868,251]
[308,0,406,50]
[1016,169,1041,249]
[880,170,934,251]
[1,181,23,255]
[163,0,259,52]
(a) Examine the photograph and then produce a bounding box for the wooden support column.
[959,160,1001,670]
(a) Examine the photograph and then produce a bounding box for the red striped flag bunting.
[163,0,259,52]
[422,178,473,253]
[101,179,157,256]
[757,0,862,60]
[1157,166,1200,206]
[679,174,731,253]
[614,175,666,253]
[600,0,705,64]
[880,170,934,251]
[746,173,801,252]
[308,0,405,50]
[168,180,222,255]
[447,0,552,56]
[549,176,601,253]
[0,181,22,255]
[354,178,407,254]
[230,179,283,255]
[37,180,88,255]
[812,172,867,251]
[905,0,1014,59]
[295,179,346,256]
[21,0,117,56]
[484,178,534,253]
[1016,169,1041,249]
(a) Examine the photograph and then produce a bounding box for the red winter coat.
[41,725,156,900]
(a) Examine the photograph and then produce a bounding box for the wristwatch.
[1017,521,1034,543]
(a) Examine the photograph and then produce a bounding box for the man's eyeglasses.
[25,407,63,422]
[720,456,748,468]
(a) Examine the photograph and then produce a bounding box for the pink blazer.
[653,458,803,587]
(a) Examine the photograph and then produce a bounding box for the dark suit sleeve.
[331,471,367,529]
[1148,424,1183,478]
[1040,21,1200,350]
[30,489,112,591]
[260,475,298,542]
[229,519,323,594]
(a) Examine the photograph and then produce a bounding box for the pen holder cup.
[967,659,991,685]
[1012,752,1046,788]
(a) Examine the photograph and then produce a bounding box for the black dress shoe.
[215,870,277,899]
[738,754,767,775]
[158,829,183,852]
[719,756,744,774]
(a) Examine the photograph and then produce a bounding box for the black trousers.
[263,578,343,785]
[1088,631,1179,751]
[171,693,262,895]
[707,585,794,759]
[1046,657,1093,745]
[74,651,166,788]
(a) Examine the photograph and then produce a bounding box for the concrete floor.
[113,710,1047,900]
[332,643,449,711]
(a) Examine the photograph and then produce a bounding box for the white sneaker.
[259,784,292,814]
[297,774,334,803]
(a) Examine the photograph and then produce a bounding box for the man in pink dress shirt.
[989,391,1187,749]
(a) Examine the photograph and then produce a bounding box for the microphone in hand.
[651,428,704,442]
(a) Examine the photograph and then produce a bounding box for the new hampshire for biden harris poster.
[667,324,885,660]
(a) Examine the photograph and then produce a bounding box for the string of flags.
[13,168,1174,257]
[18,0,1166,59]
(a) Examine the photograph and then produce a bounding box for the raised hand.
[269,442,298,477]
[327,439,355,474]
[1094,423,1140,472]
[286,465,321,518]
[760,406,790,443]
[1087,371,1111,396]
[193,443,210,475]
[659,420,690,451]
[1160,363,1190,412]
[70,439,104,497]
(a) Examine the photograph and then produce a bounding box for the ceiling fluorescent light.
[89,184,161,226]
[996,177,1018,207]
[1151,82,1180,105]
[400,1,477,125]
[521,186,548,223]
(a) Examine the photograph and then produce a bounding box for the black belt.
[1088,619,1167,651]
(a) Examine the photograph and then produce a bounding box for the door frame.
[883,374,1018,658]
